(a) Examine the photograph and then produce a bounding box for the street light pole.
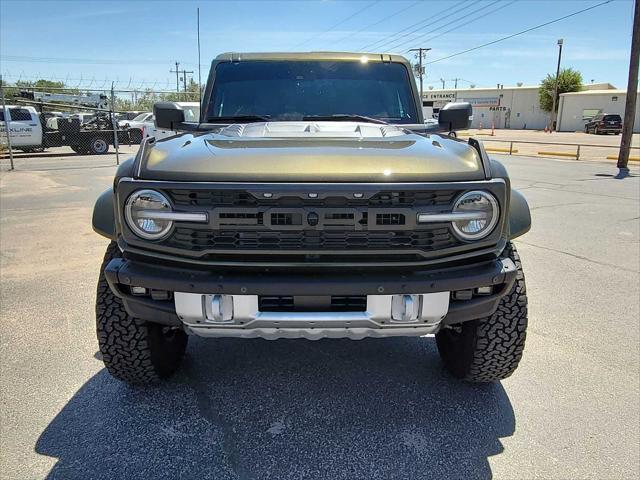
[169,62,181,93]
[550,38,563,131]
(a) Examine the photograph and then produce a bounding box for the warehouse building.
[423,83,639,132]
[556,89,640,132]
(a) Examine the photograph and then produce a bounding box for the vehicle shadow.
[36,336,515,480]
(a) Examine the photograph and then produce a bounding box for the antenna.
[197,7,202,113]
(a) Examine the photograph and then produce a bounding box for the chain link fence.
[1,79,199,170]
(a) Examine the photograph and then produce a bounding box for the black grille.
[168,189,458,208]
[161,187,465,259]
[168,227,455,251]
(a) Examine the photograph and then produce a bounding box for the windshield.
[131,113,150,122]
[207,60,418,124]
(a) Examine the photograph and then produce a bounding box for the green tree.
[539,68,583,112]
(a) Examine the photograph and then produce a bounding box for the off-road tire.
[96,242,188,384]
[436,242,527,382]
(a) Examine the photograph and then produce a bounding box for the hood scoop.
[217,121,407,139]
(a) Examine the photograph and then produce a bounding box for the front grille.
[168,189,458,208]
[155,187,470,261]
[167,227,455,251]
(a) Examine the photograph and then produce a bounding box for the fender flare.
[509,189,531,239]
[92,189,116,240]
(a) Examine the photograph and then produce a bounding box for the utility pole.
[440,78,445,89]
[408,48,431,100]
[170,62,181,92]
[617,0,640,173]
[454,78,459,89]
[181,69,194,93]
[550,38,564,131]
[0,74,15,171]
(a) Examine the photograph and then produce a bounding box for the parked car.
[584,113,622,134]
[118,111,146,121]
[142,102,200,141]
[92,52,531,385]
[117,112,152,143]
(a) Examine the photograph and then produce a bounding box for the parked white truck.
[1,91,138,154]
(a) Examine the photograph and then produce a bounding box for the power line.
[427,0,614,65]
[328,0,422,46]
[295,1,381,48]
[398,0,517,53]
[385,0,502,52]
[360,0,470,52]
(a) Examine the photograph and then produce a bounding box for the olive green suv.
[92,52,531,384]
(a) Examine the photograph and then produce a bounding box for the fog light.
[452,290,473,301]
[476,286,493,295]
[391,294,421,323]
[130,286,147,296]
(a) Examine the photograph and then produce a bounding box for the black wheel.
[584,126,589,133]
[436,242,528,382]
[88,136,109,154]
[96,242,188,384]
[594,126,599,135]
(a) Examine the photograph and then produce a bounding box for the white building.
[422,85,548,130]
[556,89,640,132]
[422,82,638,132]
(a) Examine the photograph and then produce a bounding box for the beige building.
[422,82,638,132]
[556,89,640,133]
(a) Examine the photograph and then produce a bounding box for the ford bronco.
[92,52,531,384]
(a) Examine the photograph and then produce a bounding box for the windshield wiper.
[208,115,271,123]
[302,114,388,125]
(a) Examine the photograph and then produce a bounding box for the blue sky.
[0,0,635,91]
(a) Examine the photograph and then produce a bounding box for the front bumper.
[104,255,517,339]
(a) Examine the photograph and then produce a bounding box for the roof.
[560,89,638,96]
[214,51,410,64]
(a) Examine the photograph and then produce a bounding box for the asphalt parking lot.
[0,150,639,479]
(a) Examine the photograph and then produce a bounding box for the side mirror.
[438,102,473,132]
[154,102,185,130]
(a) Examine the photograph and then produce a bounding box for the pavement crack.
[517,240,639,274]
[530,202,586,211]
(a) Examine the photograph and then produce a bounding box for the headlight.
[125,189,173,240]
[450,190,499,240]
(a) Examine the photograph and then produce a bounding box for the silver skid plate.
[174,292,450,340]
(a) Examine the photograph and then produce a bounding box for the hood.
[138,121,485,182]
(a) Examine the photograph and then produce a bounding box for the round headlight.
[125,189,173,240]
[451,190,499,240]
